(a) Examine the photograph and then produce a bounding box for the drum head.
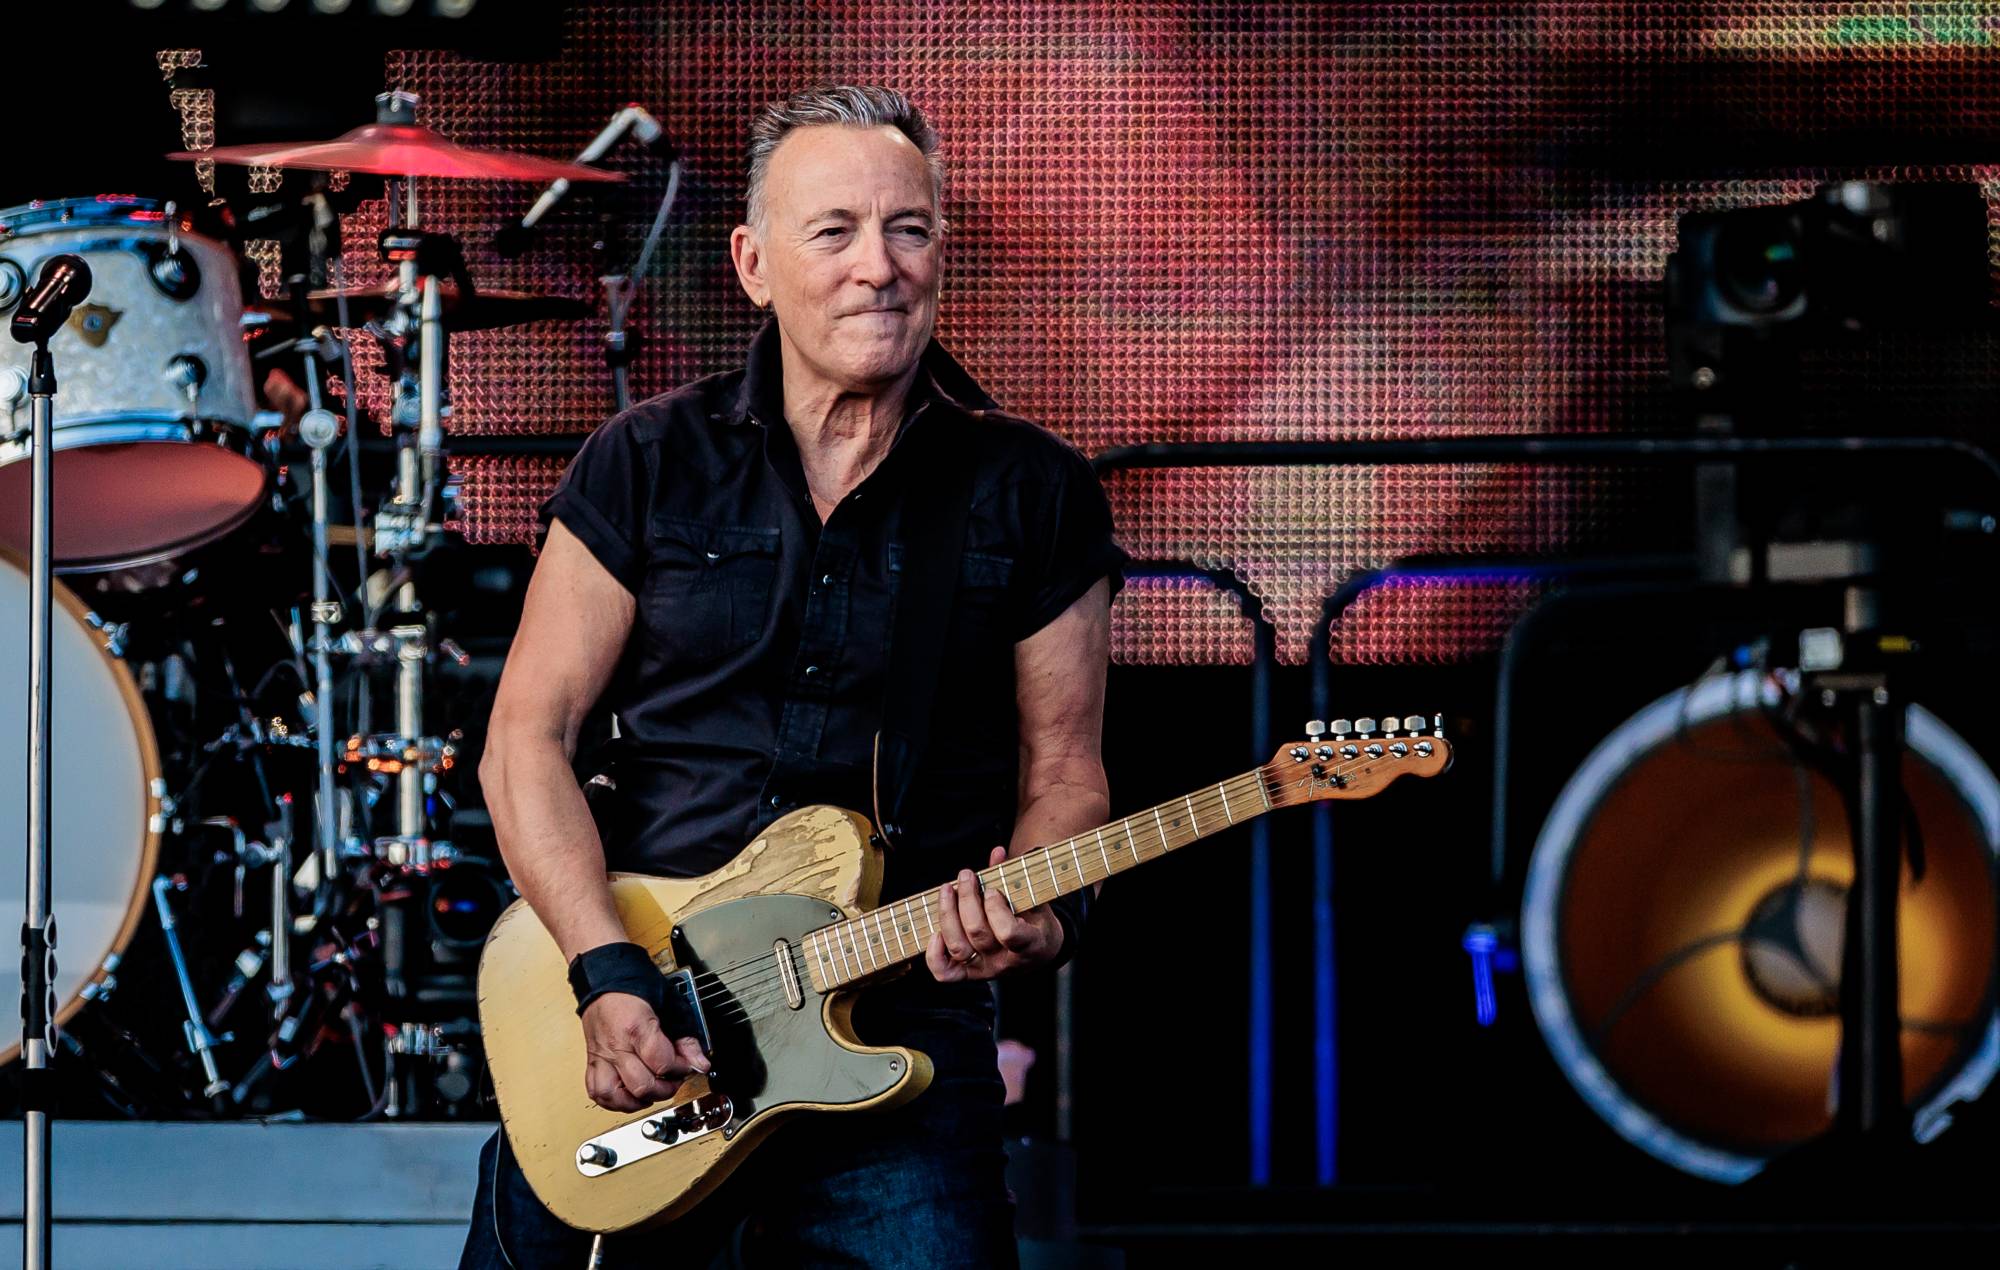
[0,549,160,1062]
[0,435,269,572]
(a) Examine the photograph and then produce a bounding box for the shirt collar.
[727,316,999,428]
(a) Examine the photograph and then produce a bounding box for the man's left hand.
[926,846,1065,982]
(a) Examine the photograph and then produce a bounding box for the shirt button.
[804,664,820,677]
[769,794,783,808]
[819,573,833,587]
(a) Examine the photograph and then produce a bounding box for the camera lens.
[1715,211,1806,318]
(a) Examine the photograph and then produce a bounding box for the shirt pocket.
[887,543,1017,654]
[645,515,782,667]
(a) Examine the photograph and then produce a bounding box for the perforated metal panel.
[386,3,2000,663]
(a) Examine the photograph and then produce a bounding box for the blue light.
[1312,802,1338,1184]
[1462,924,1499,1028]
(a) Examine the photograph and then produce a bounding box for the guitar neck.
[801,770,1274,992]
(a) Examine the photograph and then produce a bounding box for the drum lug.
[82,611,129,659]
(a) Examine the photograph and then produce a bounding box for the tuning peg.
[1304,720,1327,740]
[1433,713,1444,737]
[1354,717,1378,736]
[1402,715,1426,734]
[1329,718,1352,737]
[1381,713,1401,736]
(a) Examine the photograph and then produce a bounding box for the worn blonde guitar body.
[483,720,1452,1234]
[479,805,930,1234]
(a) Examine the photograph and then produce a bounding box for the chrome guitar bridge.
[575,1089,735,1177]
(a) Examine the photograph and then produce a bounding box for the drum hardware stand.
[365,146,460,1114]
[148,878,230,1104]
[11,252,92,1270]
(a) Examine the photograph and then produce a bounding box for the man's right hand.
[581,992,711,1112]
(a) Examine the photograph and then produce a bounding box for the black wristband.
[567,941,668,1018]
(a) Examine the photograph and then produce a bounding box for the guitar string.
[681,753,1399,1014]
[685,760,1377,1024]
[681,772,1277,1008]
[690,751,1425,1029]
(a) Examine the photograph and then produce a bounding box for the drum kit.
[1,90,649,1120]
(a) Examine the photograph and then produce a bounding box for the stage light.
[375,0,415,17]
[312,0,354,12]
[1523,670,2000,1182]
[436,0,478,16]
[250,0,292,12]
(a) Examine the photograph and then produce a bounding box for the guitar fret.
[796,768,1285,989]
[810,932,832,989]
[865,912,887,967]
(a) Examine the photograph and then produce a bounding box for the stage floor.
[0,1121,489,1270]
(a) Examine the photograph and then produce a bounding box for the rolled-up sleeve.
[1015,442,1129,640]
[537,412,652,593]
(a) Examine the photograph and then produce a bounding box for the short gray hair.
[745,85,944,230]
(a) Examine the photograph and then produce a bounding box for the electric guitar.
[479,716,1452,1232]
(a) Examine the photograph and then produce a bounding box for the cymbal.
[170,123,625,184]
[256,283,591,333]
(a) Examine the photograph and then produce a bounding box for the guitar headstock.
[1261,714,1453,808]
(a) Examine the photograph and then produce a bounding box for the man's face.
[738,124,941,392]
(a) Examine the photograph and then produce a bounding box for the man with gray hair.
[462,85,1125,1267]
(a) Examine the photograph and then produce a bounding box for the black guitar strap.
[873,421,975,848]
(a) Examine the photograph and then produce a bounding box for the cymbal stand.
[364,119,458,1110]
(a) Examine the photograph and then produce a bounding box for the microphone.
[492,105,675,258]
[9,254,93,345]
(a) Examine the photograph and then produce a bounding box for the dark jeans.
[460,993,1018,1269]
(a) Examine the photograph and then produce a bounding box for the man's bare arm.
[481,521,706,1110]
[1009,578,1114,865]
[930,579,1112,979]
[479,520,633,961]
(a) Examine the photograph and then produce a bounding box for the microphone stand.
[15,303,79,1270]
[10,250,88,1270]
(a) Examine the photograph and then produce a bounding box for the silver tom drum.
[0,196,269,574]
[0,548,162,1063]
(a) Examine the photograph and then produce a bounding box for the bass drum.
[0,196,269,576]
[0,548,162,1063]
